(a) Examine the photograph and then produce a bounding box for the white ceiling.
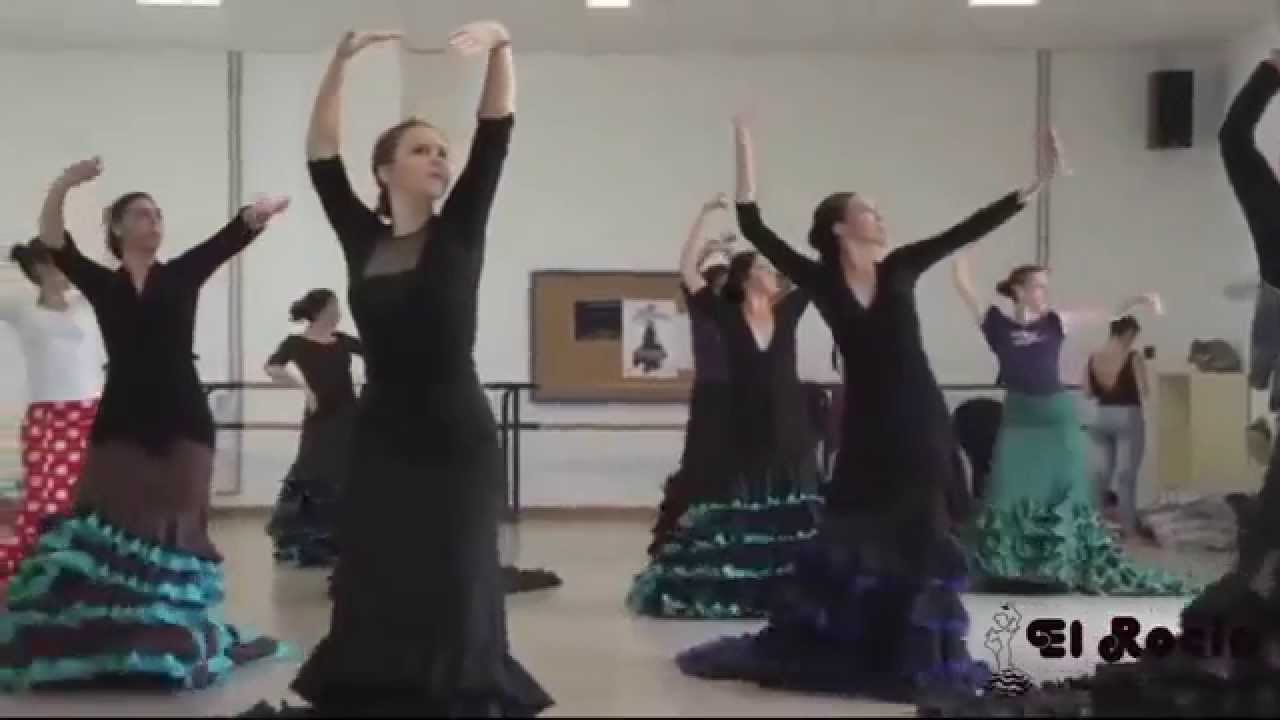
[0,0,1275,54]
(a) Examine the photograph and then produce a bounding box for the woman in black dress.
[0,157,289,690]
[264,288,362,569]
[677,113,1060,701]
[251,25,550,717]
[627,198,825,619]
[647,195,734,556]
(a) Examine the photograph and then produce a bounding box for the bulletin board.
[529,270,695,403]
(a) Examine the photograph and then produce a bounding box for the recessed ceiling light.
[136,0,222,6]
[587,0,630,8]
[969,0,1039,6]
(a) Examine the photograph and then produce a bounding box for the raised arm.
[307,33,398,266]
[892,129,1062,276]
[951,250,986,324]
[731,114,822,288]
[170,198,289,287]
[440,21,516,246]
[308,32,402,161]
[1058,293,1162,335]
[38,159,115,302]
[1220,54,1280,287]
[680,195,729,293]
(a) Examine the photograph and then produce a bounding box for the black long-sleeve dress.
[677,193,1027,702]
[0,219,282,690]
[626,283,824,619]
[266,332,363,568]
[646,282,733,556]
[282,114,552,717]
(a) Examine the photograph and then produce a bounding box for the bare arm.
[734,113,757,203]
[307,32,402,161]
[1132,352,1151,399]
[951,251,986,324]
[472,32,514,118]
[1082,357,1095,399]
[1058,293,1161,334]
[265,363,307,389]
[731,114,823,287]
[39,158,102,251]
[680,195,728,293]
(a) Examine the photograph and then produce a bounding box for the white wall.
[404,50,1040,508]
[228,48,401,507]
[0,50,229,485]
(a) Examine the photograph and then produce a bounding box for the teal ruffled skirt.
[627,456,824,618]
[0,513,285,690]
[967,391,1195,596]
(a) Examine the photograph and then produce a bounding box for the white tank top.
[0,296,104,404]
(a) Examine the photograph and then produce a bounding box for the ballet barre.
[202,380,1081,522]
[202,381,535,520]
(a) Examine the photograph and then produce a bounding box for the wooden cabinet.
[1154,371,1263,495]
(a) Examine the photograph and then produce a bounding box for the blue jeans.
[1090,406,1146,531]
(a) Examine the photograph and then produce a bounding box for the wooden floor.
[0,511,1234,717]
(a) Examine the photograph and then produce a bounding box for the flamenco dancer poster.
[622,299,680,379]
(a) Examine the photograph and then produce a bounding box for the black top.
[1221,61,1280,289]
[50,217,261,452]
[1088,353,1142,407]
[681,283,729,383]
[736,193,1025,523]
[268,332,363,418]
[686,285,813,460]
[307,115,513,453]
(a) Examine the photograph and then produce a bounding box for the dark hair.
[808,192,856,268]
[995,264,1046,300]
[104,191,154,259]
[702,263,729,288]
[9,237,53,286]
[720,252,758,305]
[371,118,438,218]
[1109,315,1141,338]
[289,288,337,323]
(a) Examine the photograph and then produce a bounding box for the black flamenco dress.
[677,193,1029,702]
[280,114,551,716]
[0,220,282,690]
[646,283,734,556]
[265,332,362,568]
[627,285,824,619]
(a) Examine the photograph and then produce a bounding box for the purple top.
[682,283,729,383]
[981,306,1065,396]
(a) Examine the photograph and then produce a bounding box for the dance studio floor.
[0,511,1233,718]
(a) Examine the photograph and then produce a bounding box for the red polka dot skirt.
[0,398,98,579]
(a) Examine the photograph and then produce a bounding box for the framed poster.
[530,270,695,402]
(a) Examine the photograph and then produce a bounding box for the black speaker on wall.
[1148,69,1194,149]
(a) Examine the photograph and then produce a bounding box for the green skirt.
[967,391,1195,596]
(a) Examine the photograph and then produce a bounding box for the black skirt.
[267,405,356,568]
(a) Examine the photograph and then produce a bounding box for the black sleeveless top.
[1088,352,1142,407]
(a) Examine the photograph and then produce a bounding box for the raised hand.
[447,21,511,56]
[1143,291,1165,316]
[242,196,291,231]
[336,31,403,59]
[1020,127,1065,201]
[703,193,730,213]
[58,157,103,189]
